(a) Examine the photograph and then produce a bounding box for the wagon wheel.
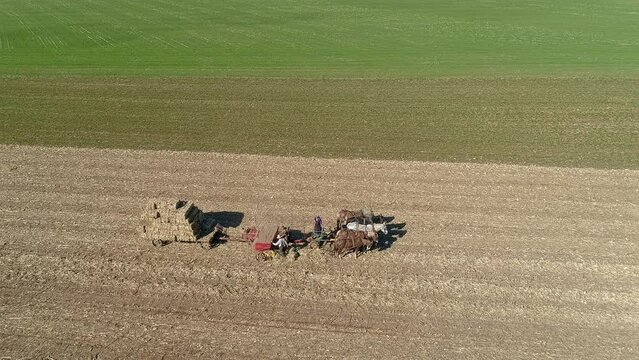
[199,238,212,249]
[152,239,169,247]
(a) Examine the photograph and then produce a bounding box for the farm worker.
[273,233,288,256]
[314,216,323,234]
[313,215,328,247]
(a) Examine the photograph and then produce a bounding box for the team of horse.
[327,209,388,258]
[332,228,379,258]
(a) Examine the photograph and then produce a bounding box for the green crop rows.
[0,1,637,168]
[1,0,637,76]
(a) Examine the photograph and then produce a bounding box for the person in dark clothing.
[314,216,323,234]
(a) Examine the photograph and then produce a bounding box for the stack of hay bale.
[140,199,206,243]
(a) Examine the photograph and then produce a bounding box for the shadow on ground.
[199,211,244,246]
[205,211,244,228]
[377,221,406,251]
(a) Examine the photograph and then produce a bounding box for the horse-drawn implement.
[220,209,387,259]
[140,202,390,259]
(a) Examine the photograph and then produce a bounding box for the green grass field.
[0,1,638,168]
[1,0,637,76]
[2,76,637,169]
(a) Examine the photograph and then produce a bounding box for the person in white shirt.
[273,233,288,256]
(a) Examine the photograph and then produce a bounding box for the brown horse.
[337,209,365,228]
[336,209,383,228]
[332,229,378,258]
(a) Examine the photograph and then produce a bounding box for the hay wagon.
[139,199,222,248]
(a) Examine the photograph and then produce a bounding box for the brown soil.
[1,145,638,359]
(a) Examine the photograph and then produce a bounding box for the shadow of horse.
[376,221,406,251]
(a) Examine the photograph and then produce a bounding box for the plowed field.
[1,145,638,359]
